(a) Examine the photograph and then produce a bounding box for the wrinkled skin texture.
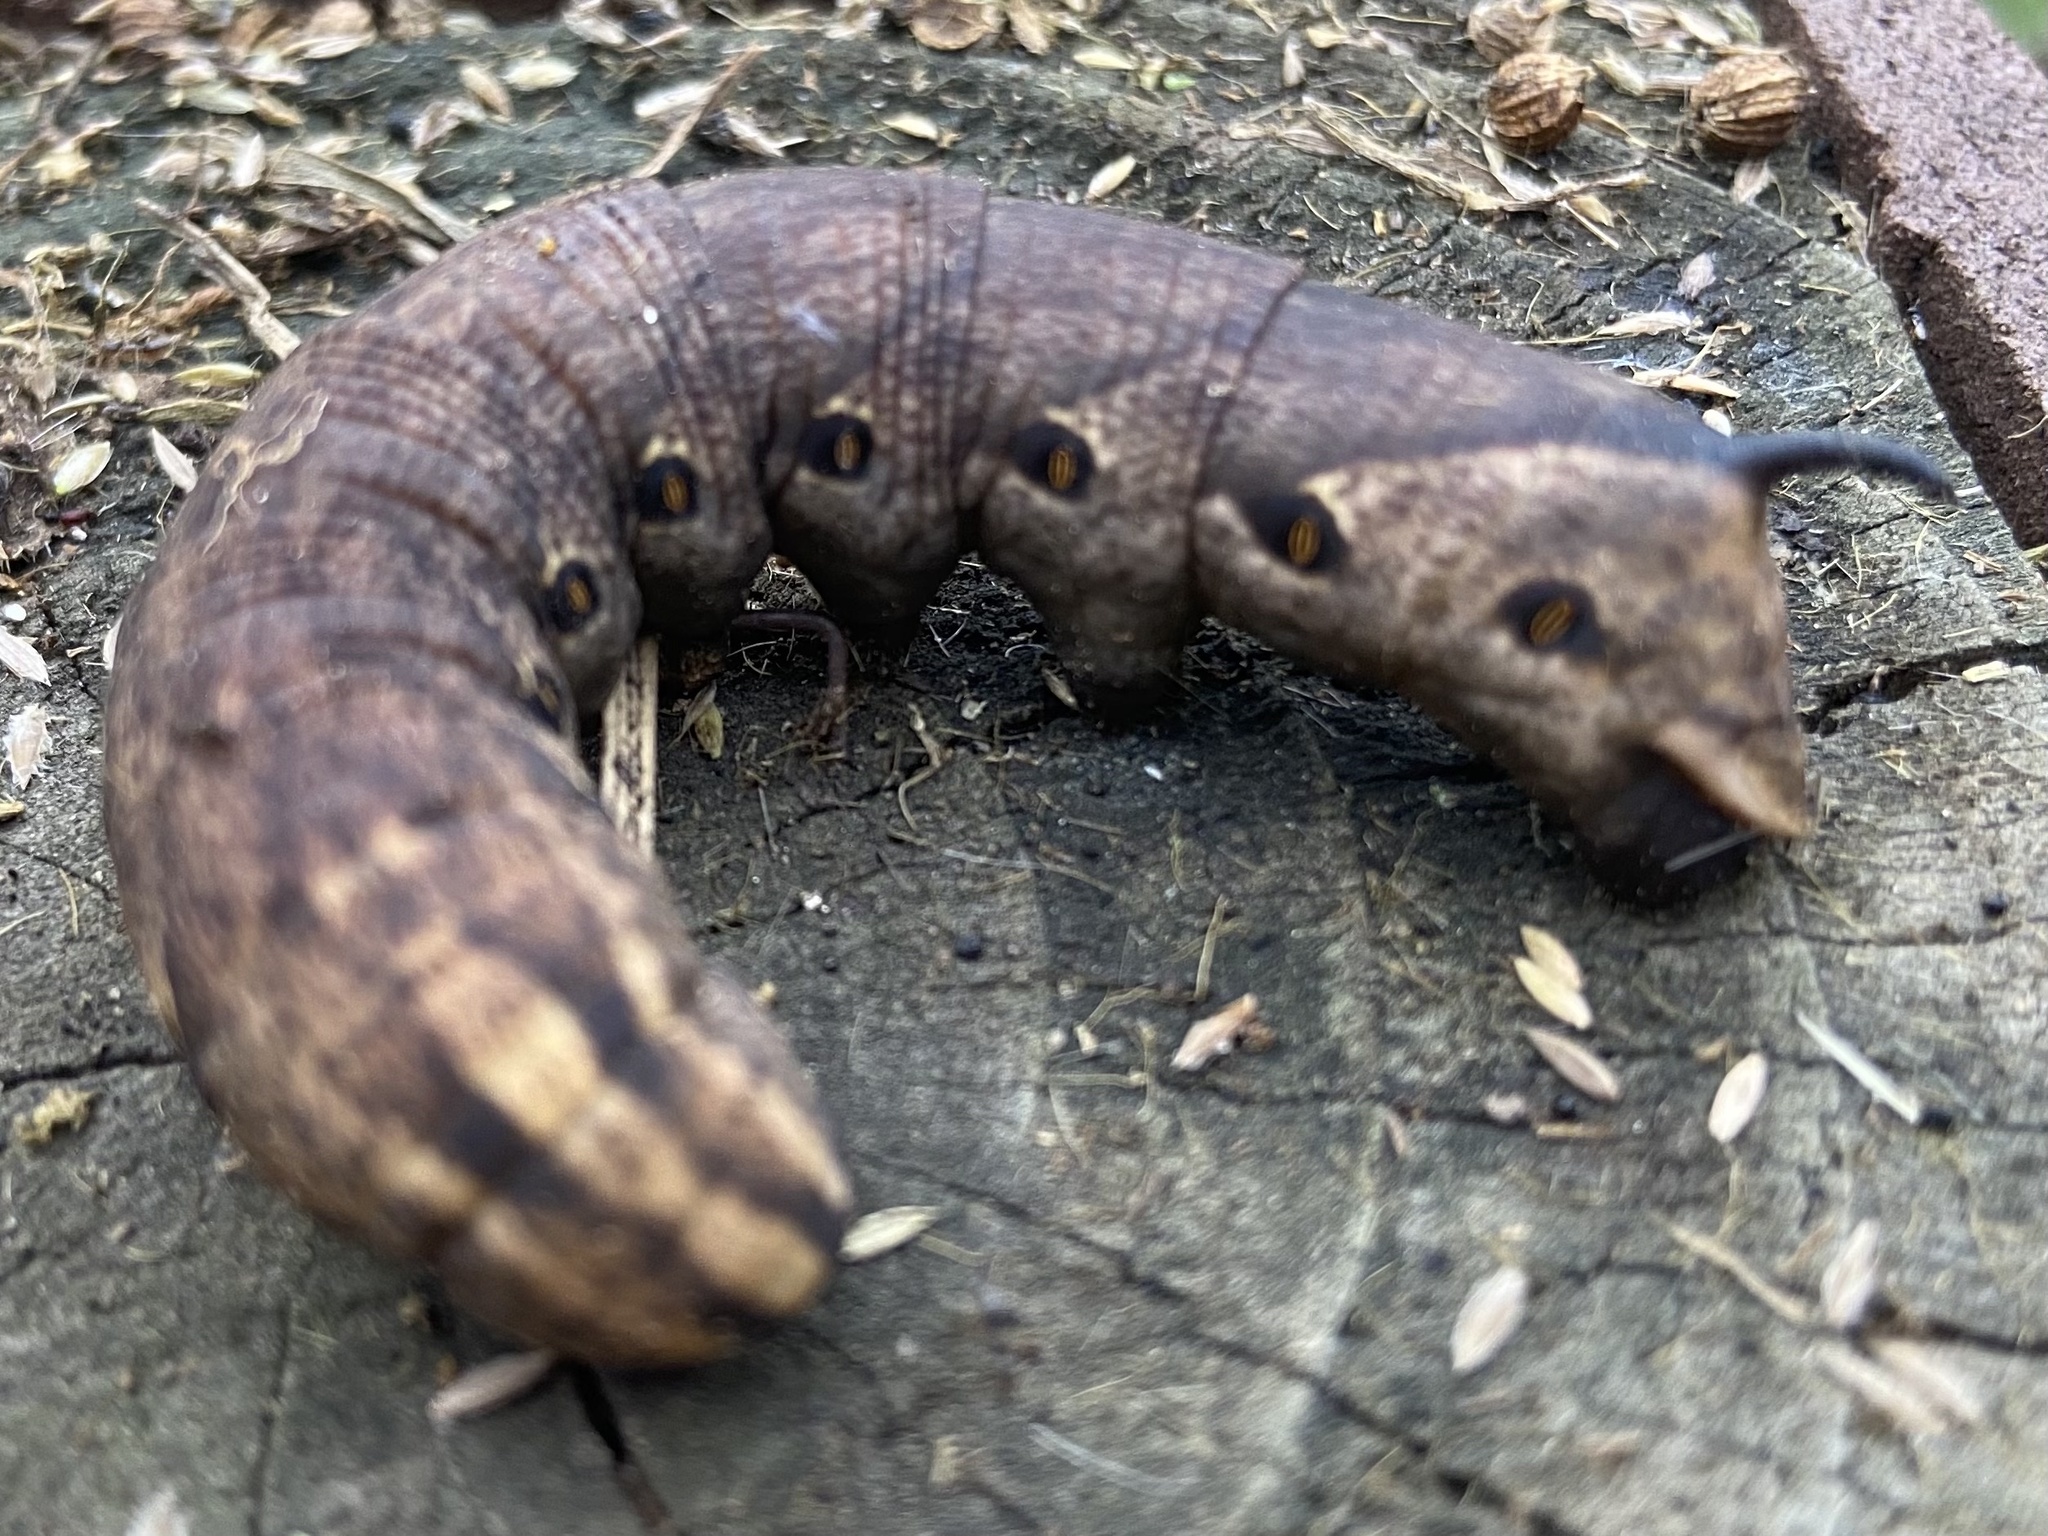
[102,169,1940,1364]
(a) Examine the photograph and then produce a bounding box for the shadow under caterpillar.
[102,169,1948,1365]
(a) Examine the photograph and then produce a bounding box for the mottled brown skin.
[101,169,1947,1365]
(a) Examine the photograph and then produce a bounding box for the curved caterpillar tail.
[103,180,856,1365]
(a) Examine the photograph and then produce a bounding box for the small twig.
[1192,895,1228,1004]
[1661,1220,1812,1326]
[598,637,661,856]
[633,44,767,179]
[135,197,298,359]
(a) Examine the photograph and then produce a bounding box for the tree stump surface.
[2,5,2045,1533]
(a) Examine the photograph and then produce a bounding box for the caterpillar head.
[1195,431,1950,905]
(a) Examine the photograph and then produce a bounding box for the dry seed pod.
[1466,0,1559,65]
[1486,52,1593,154]
[1451,1264,1529,1373]
[1690,51,1808,157]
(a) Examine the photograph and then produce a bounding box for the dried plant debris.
[4,704,50,790]
[1525,1027,1620,1101]
[11,1085,95,1147]
[1707,1050,1768,1144]
[1466,0,1564,65]
[1866,1340,1986,1429]
[1662,1221,1811,1325]
[1485,51,1592,154]
[425,1349,559,1424]
[0,629,49,687]
[1513,924,1590,1028]
[1811,1341,1954,1437]
[1688,50,1807,157]
[1084,153,1136,202]
[1451,1264,1529,1373]
[1794,1012,1923,1125]
[840,1205,942,1262]
[1171,993,1274,1073]
[1819,1218,1882,1332]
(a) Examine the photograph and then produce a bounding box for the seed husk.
[1451,1264,1529,1373]
[1465,0,1561,65]
[1485,52,1593,154]
[1525,1027,1621,1102]
[1708,1051,1769,1143]
[1690,50,1808,157]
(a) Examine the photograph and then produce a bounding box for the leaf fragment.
[1451,1264,1528,1373]
[840,1205,942,1262]
[1524,1027,1620,1101]
[1707,1050,1768,1143]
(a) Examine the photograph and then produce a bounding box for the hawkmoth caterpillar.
[102,168,1947,1365]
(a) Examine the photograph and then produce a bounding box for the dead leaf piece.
[5,705,50,790]
[1513,955,1591,1030]
[1171,994,1273,1072]
[12,1085,94,1147]
[0,630,49,687]
[840,1205,942,1262]
[426,1350,558,1423]
[909,0,999,50]
[1707,1051,1768,1144]
[1820,1218,1881,1331]
[1451,1265,1528,1373]
[1524,1028,1619,1101]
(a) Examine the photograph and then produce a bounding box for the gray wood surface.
[2,4,2044,1532]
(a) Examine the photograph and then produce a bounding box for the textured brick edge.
[1757,0,2048,547]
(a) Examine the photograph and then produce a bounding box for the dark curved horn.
[1721,430,1955,498]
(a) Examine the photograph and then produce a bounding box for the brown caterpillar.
[102,169,1947,1365]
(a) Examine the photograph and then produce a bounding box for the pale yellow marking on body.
[461,1196,739,1363]
[202,390,330,552]
[368,1138,486,1227]
[540,1067,833,1315]
[456,988,604,1147]
[687,1182,835,1312]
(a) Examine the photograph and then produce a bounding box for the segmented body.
[105,169,1926,1362]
